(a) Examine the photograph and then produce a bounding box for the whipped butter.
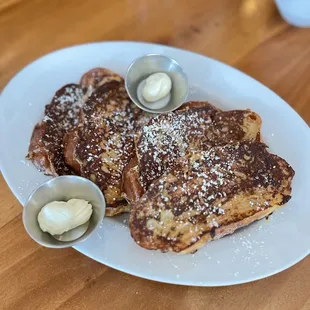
[37,199,93,235]
[142,72,172,102]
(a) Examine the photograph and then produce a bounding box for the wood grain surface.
[0,0,309,309]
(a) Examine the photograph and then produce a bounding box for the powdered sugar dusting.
[51,85,85,130]
[74,81,140,210]
[137,108,213,188]
[136,107,258,191]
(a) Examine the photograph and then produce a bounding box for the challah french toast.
[122,102,262,203]
[63,77,141,216]
[27,84,86,176]
[129,142,294,253]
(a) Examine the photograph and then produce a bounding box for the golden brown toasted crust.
[58,68,148,216]
[63,128,82,174]
[64,76,141,216]
[122,102,262,203]
[180,203,280,254]
[121,156,144,203]
[27,122,54,174]
[27,84,85,176]
[129,142,294,253]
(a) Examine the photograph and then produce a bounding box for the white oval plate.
[0,42,309,286]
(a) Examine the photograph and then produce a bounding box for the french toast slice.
[129,142,294,253]
[122,102,262,202]
[27,84,85,176]
[27,68,121,176]
[63,78,141,216]
[121,101,219,202]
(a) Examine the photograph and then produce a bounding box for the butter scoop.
[142,72,172,102]
[37,198,93,235]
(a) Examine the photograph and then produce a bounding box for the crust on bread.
[27,122,56,176]
[179,202,280,254]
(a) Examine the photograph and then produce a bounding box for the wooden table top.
[1,0,309,309]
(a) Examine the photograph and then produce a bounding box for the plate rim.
[74,242,309,287]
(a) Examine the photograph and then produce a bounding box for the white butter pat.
[142,72,172,102]
[37,199,93,235]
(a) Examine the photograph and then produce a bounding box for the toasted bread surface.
[27,84,85,176]
[64,78,140,216]
[129,142,294,253]
[122,102,262,202]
